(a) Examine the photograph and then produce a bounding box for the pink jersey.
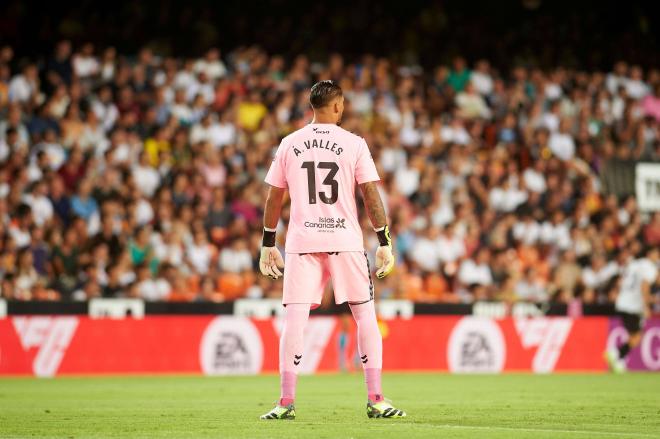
[265,123,380,253]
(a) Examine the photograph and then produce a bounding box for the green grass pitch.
[1,373,659,438]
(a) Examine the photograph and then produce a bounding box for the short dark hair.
[309,80,342,109]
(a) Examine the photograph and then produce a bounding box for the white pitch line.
[383,422,658,438]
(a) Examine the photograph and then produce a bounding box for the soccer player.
[606,246,659,373]
[258,80,406,420]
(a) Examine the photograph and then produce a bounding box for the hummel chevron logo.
[361,354,368,364]
[294,354,302,366]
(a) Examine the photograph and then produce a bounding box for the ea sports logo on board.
[199,317,263,375]
[447,317,506,373]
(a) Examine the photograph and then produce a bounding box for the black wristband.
[262,229,276,247]
[376,225,390,247]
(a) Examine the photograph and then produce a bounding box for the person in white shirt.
[582,253,619,292]
[193,48,227,80]
[170,88,194,125]
[344,80,373,115]
[543,75,563,100]
[440,118,471,145]
[436,223,465,264]
[624,66,648,100]
[538,100,561,133]
[218,239,253,273]
[394,155,423,197]
[73,43,100,79]
[610,87,627,121]
[152,230,184,267]
[515,267,547,302]
[470,60,493,96]
[8,64,39,103]
[458,247,493,286]
[186,230,212,275]
[539,211,572,250]
[190,113,214,145]
[430,191,455,227]
[523,160,547,194]
[455,82,491,119]
[131,152,161,198]
[379,144,407,174]
[606,61,628,94]
[91,86,119,132]
[23,182,53,227]
[135,264,171,301]
[548,118,575,161]
[409,227,442,273]
[208,111,237,148]
[606,246,659,372]
[186,72,215,104]
[174,59,197,92]
[512,214,541,246]
[79,111,109,153]
[0,106,30,146]
[8,204,33,248]
[489,177,528,213]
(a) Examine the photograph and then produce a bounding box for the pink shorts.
[283,252,374,306]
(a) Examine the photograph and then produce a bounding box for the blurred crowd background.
[0,0,658,305]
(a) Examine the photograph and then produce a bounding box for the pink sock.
[279,372,297,406]
[365,368,383,402]
[279,303,310,406]
[349,301,383,402]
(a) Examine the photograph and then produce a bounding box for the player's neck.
[311,114,336,125]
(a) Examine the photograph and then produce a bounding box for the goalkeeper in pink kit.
[259,80,406,420]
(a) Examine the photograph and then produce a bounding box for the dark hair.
[309,80,342,109]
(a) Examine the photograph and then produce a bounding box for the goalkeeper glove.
[374,225,395,279]
[259,228,284,280]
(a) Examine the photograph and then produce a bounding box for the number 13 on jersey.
[301,161,339,205]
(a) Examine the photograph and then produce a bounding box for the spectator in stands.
[134,263,170,301]
[458,247,493,291]
[0,42,658,308]
[515,267,547,302]
[70,179,98,222]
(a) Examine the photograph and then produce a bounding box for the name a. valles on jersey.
[293,138,344,157]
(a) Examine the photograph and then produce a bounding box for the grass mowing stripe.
[380,423,659,438]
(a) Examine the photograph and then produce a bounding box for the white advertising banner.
[636,163,660,211]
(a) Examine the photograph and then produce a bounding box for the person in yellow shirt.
[144,126,171,167]
[237,90,267,131]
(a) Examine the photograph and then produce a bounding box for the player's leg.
[279,303,310,406]
[349,300,383,401]
[330,252,406,418]
[261,253,328,420]
[618,329,643,361]
[261,302,310,420]
[606,312,642,373]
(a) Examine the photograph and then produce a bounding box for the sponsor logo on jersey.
[304,217,346,230]
[312,127,330,134]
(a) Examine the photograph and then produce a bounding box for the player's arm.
[359,181,394,279]
[264,185,286,230]
[259,185,286,280]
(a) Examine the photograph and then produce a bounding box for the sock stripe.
[363,251,374,301]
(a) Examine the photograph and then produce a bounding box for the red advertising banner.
[0,316,632,376]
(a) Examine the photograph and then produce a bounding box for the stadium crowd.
[0,41,659,305]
